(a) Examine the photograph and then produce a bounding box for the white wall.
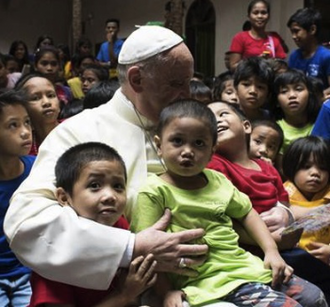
[0,0,304,75]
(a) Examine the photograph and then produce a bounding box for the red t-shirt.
[207,154,288,214]
[229,31,286,59]
[29,216,130,307]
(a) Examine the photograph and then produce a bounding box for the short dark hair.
[247,0,270,15]
[273,69,320,122]
[283,136,330,182]
[34,46,60,65]
[287,8,322,39]
[55,142,127,196]
[189,80,212,103]
[157,99,218,146]
[105,18,120,27]
[251,119,284,151]
[81,64,109,81]
[83,80,119,109]
[234,57,274,91]
[0,89,28,116]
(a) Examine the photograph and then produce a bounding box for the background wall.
[0,0,304,74]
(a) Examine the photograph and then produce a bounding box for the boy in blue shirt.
[0,90,35,306]
[287,8,330,99]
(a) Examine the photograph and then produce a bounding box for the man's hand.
[134,209,208,277]
[260,206,290,233]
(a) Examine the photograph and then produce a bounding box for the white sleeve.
[4,116,133,290]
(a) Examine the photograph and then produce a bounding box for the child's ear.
[243,120,252,134]
[56,187,71,207]
[154,135,162,157]
[309,24,317,36]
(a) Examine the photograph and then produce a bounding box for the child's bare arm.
[94,254,157,307]
[237,208,293,287]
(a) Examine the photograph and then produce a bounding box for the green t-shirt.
[277,119,313,154]
[131,169,272,306]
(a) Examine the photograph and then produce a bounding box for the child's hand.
[164,290,186,307]
[264,250,293,287]
[259,156,273,165]
[120,254,157,304]
[307,241,330,265]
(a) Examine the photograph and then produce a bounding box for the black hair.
[81,64,109,81]
[251,119,284,151]
[83,80,119,109]
[55,142,127,196]
[59,98,83,119]
[267,58,288,75]
[0,89,28,116]
[35,35,54,51]
[105,18,120,27]
[273,69,320,123]
[34,46,60,65]
[57,43,71,62]
[75,37,92,54]
[283,136,330,182]
[213,71,234,101]
[309,76,325,106]
[233,57,274,91]
[189,80,212,104]
[287,8,322,39]
[15,71,55,91]
[247,0,270,15]
[157,99,218,146]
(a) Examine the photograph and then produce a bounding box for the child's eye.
[89,182,101,190]
[279,88,288,94]
[195,140,205,147]
[47,92,57,98]
[254,139,261,145]
[29,95,41,102]
[171,137,183,146]
[25,119,31,127]
[225,90,233,95]
[114,183,126,192]
[8,122,18,129]
[219,111,229,117]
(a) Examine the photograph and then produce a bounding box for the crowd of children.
[0,1,330,306]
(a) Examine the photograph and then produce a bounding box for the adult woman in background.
[228,0,286,71]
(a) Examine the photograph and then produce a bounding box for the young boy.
[233,56,274,121]
[207,101,330,304]
[29,142,157,307]
[0,90,34,306]
[131,99,325,307]
[249,119,284,164]
[287,7,330,99]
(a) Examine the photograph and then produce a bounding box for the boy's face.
[294,154,329,201]
[249,125,281,162]
[155,117,214,178]
[58,160,127,227]
[0,104,32,157]
[277,82,309,118]
[236,76,268,111]
[289,22,314,49]
[208,102,251,153]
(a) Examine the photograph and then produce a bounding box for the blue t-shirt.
[312,99,330,140]
[0,155,35,278]
[96,39,124,62]
[288,45,330,89]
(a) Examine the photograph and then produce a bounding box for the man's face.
[106,22,119,36]
[137,43,194,123]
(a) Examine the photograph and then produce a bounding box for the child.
[274,69,320,175]
[287,7,330,98]
[189,79,212,104]
[212,71,239,105]
[33,46,73,105]
[80,64,109,95]
[249,119,284,164]
[131,99,325,307]
[0,53,22,89]
[283,136,330,253]
[233,56,273,121]
[282,136,330,303]
[0,90,35,306]
[29,142,157,307]
[15,72,61,155]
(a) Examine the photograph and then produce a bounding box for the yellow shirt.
[284,181,330,250]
